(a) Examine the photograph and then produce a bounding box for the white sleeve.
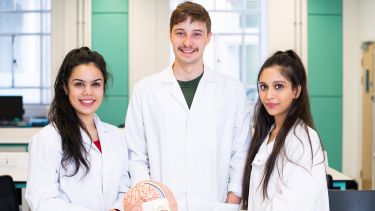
[227,86,251,197]
[266,129,329,211]
[25,129,93,211]
[124,84,151,186]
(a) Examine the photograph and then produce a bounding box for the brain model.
[123,181,177,211]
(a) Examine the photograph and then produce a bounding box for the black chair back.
[329,190,375,211]
[0,175,19,211]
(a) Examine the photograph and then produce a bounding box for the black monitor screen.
[0,96,23,121]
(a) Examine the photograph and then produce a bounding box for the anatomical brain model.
[123,181,178,211]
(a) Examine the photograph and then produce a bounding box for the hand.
[225,191,241,204]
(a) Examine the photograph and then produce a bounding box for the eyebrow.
[258,80,287,84]
[173,28,204,33]
[72,79,103,82]
[272,81,287,84]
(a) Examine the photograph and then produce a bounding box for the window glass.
[42,0,51,10]
[0,0,51,104]
[42,12,50,33]
[0,13,42,33]
[42,35,51,88]
[0,36,12,81]
[13,0,42,10]
[0,88,41,104]
[14,35,41,87]
[0,0,13,11]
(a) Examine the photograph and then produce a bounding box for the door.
[361,42,375,189]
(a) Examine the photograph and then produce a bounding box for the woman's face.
[65,63,104,122]
[258,65,300,122]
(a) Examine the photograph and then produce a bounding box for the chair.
[0,175,20,211]
[329,190,375,211]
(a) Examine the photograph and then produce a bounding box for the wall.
[128,0,170,94]
[92,0,129,126]
[266,0,308,66]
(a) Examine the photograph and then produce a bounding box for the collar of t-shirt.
[177,72,204,109]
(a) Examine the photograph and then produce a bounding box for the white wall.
[342,0,362,184]
[266,0,307,65]
[128,0,170,94]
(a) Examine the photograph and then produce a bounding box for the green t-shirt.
[177,73,203,109]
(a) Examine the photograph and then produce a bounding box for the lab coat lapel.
[94,115,109,201]
[162,67,189,111]
[190,66,216,111]
[170,82,189,111]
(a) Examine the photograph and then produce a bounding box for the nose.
[183,34,192,47]
[83,85,93,95]
[265,88,275,100]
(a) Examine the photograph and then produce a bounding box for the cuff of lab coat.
[228,183,242,198]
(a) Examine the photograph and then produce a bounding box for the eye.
[74,82,84,87]
[92,82,101,87]
[176,31,185,36]
[274,83,284,90]
[193,32,202,37]
[259,84,267,90]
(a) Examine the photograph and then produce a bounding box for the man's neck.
[172,61,204,81]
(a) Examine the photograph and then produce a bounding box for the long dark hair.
[242,50,318,209]
[49,47,109,176]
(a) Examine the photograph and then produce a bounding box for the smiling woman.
[25,47,130,211]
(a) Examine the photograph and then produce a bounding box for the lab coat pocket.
[213,202,240,211]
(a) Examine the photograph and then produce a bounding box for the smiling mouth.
[79,99,96,106]
[178,47,198,54]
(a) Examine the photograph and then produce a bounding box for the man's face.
[170,17,211,68]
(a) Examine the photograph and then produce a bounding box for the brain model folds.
[123,181,177,211]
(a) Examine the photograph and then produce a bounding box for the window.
[0,0,51,104]
[169,0,265,102]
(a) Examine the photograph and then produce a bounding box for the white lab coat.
[26,115,130,211]
[125,66,251,211]
[247,123,329,211]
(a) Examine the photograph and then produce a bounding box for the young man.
[124,1,251,210]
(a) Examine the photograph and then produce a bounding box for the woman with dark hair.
[26,47,129,211]
[242,50,329,211]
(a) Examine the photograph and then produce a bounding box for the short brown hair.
[169,1,211,33]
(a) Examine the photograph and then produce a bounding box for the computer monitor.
[0,96,24,122]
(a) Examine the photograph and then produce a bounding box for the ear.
[294,85,301,99]
[206,32,212,45]
[63,85,68,95]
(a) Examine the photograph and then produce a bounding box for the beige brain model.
[123,181,178,211]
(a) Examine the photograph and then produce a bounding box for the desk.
[327,167,358,190]
[0,152,29,211]
[0,128,38,211]
[0,128,40,152]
